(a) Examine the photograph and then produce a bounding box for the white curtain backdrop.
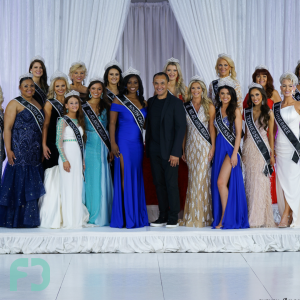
[169,0,300,96]
[0,0,130,107]
[116,1,198,99]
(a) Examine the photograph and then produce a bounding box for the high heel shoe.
[278,215,290,228]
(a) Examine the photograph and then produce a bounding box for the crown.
[65,90,80,98]
[248,82,263,90]
[89,76,104,84]
[218,53,232,59]
[104,59,122,71]
[122,67,140,78]
[166,57,180,64]
[70,61,86,68]
[279,71,298,85]
[30,55,45,64]
[19,72,33,80]
[255,65,269,71]
[190,75,206,86]
[50,70,68,82]
[218,77,236,89]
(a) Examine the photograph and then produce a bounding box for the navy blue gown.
[0,108,45,228]
[110,103,149,228]
[211,116,249,229]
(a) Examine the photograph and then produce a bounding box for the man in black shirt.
[145,72,186,228]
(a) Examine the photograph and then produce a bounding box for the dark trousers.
[149,151,180,222]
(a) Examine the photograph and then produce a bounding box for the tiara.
[50,70,68,82]
[255,65,269,71]
[104,59,122,71]
[248,82,263,90]
[166,57,180,64]
[19,72,33,80]
[89,76,104,84]
[70,61,86,68]
[190,75,206,86]
[65,90,80,98]
[218,78,236,89]
[218,53,232,59]
[122,67,140,78]
[30,55,45,64]
[279,71,299,85]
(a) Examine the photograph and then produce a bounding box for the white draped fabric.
[0,0,130,107]
[116,1,198,99]
[169,0,300,95]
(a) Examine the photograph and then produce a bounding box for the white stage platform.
[0,226,300,254]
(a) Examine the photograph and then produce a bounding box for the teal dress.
[84,109,113,226]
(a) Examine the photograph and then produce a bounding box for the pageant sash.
[215,108,242,157]
[212,79,219,97]
[184,101,212,146]
[14,96,44,132]
[47,98,64,117]
[82,101,111,151]
[62,116,85,163]
[117,95,145,135]
[273,102,300,163]
[244,107,273,176]
[293,88,300,102]
[106,88,117,102]
[34,83,47,104]
[0,114,3,133]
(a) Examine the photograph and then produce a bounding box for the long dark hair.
[121,74,145,108]
[63,95,87,143]
[215,86,237,132]
[104,65,123,89]
[247,87,270,131]
[84,80,111,125]
[295,63,300,80]
[29,59,49,93]
[252,69,274,99]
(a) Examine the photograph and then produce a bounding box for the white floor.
[1,252,299,300]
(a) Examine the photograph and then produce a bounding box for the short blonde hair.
[163,62,186,99]
[280,72,298,86]
[69,63,88,80]
[47,77,71,99]
[215,56,237,80]
[186,80,212,121]
[0,85,4,111]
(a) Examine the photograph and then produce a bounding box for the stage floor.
[1,225,300,254]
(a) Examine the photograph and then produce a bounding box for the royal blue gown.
[211,116,249,229]
[84,110,113,226]
[0,109,45,228]
[110,103,149,228]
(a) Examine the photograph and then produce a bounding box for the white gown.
[275,104,300,227]
[57,120,90,229]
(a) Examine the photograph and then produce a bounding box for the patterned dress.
[180,105,212,227]
[242,117,276,228]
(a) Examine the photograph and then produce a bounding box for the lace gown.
[84,110,113,226]
[56,118,90,229]
[208,76,243,114]
[242,117,276,228]
[275,105,300,227]
[180,105,212,227]
[0,108,45,228]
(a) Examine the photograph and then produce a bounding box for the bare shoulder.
[112,97,122,105]
[235,107,242,118]
[43,101,53,112]
[209,103,216,112]
[272,89,281,103]
[7,99,20,111]
[294,100,300,114]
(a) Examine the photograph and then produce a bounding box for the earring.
[89,92,92,99]
[101,93,103,99]
[66,109,69,113]
[83,80,85,86]
[30,71,32,74]
[72,80,74,85]
[137,90,140,96]
[54,92,57,99]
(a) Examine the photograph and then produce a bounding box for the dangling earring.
[137,90,140,96]
[72,80,74,85]
[66,109,69,113]
[101,93,103,99]
[89,92,92,99]
[30,71,32,74]
[83,80,85,86]
[54,92,57,99]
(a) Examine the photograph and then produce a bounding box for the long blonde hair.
[186,80,212,121]
[215,56,237,80]
[68,63,88,80]
[0,85,4,111]
[163,62,186,98]
[47,77,71,99]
